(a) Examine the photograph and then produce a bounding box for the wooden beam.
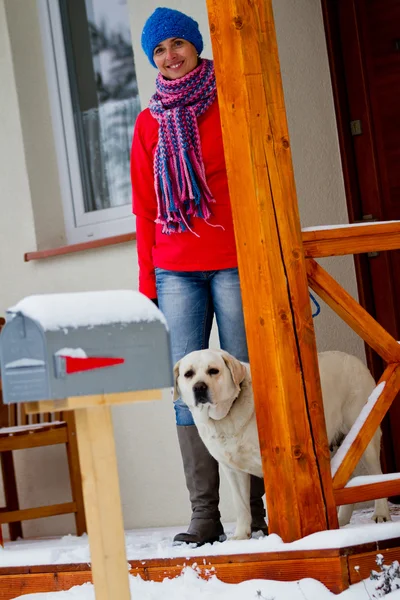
[74,406,130,600]
[24,389,163,414]
[0,502,76,524]
[64,412,87,536]
[206,0,336,540]
[334,478,400,505]
[348,547,400,584]
[0,428,68,451]
[332,364,400,489]
[306,258,400,363]
[0,549,352,597]
[4,541,400,597]
[302,221,400,257]
[0,452,23,541]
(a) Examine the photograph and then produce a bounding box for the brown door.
[322,0,400,479]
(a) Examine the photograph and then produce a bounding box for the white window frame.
[37,0,136,245]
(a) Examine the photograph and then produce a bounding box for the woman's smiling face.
[153,38,199,79]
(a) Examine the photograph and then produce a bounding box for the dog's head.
[174,349,248,420]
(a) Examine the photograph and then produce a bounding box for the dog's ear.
[173,360,181,401]
[220,351,248,393]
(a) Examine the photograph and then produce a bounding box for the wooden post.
[206,0,338,540]
[23,389,163,599]
[65,411,87,536]
[74,405,130,600]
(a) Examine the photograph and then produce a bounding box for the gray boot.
[173,425,226,546]
[250,475,269,535]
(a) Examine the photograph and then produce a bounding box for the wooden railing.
[303,221,400,258]
[303,221,400,508]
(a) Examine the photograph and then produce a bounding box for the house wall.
[0,0,364,539]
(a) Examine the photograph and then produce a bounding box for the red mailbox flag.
[60,356,125,374]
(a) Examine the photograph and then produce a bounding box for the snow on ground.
[3,505,400,599]
[2,505,400,567]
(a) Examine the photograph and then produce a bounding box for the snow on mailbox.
[0,290,172,404]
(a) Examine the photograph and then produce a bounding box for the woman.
[131,7,268,546]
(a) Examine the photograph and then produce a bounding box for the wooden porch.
[1,533,400,598]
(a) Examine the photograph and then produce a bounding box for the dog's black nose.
[193,381,208,394]
[193,381,210,405]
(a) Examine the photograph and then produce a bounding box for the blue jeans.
[155,268,248,426]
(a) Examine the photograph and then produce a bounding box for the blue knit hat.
[141,8,204,68]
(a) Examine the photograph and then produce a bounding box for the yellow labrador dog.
[174,349,390,540]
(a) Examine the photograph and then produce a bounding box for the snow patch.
[302,220,400,232]
[5,358,45,368]
[331,381,386,477]
[55,348,88,358]
[7,291,167,331]
[345,472,400,488]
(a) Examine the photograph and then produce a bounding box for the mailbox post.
[0,291,173,600]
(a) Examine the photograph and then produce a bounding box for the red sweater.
[131,100,238,299]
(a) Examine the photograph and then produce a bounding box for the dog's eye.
[208,368,220,376]
[184,369,194,378]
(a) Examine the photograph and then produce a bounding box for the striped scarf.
[149,59,217,235]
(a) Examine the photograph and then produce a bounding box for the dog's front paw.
[372,499,391,524]
[372,511,391,523]
[231,527,252,540]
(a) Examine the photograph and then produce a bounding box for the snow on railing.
[331,381,386,477]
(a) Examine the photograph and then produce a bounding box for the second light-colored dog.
[174,349,390,540]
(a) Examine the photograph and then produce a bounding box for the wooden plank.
[144,556,349,593]
[333,364,400,489]
[348,547,400,583]
[206,0,334,542]
[0,502,76,524]
[343,537,400,556]
[0,427,67,451]
[0,554,349,598]
[306,258,400,363]
[0,422,65,436]
[24,389,163,414]
[74,406,130,600]
[0,572,93,600]
[0,451,23,540]
[6,541,400,598]
[302,221,400,257]
[0,548,346,577]
[335,478,400,505]
[64,412,86,536]
[0,573,57,599]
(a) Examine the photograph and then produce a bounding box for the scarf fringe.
[155,148,216,235]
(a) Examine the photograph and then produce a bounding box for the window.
[38,0,140,244]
